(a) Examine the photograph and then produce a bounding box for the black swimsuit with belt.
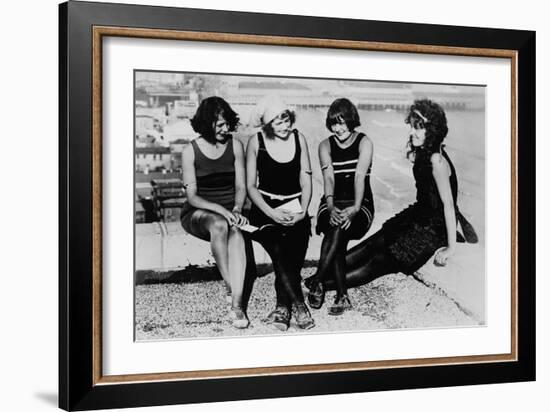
[249,130,311,308]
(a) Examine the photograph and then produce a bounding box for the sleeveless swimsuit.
[381,148,474,272]
[316,132,374,240]
[180,138,236,229]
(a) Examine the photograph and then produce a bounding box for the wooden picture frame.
[59,1,535,410]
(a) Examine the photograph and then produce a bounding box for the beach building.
[168,138,191,171]
[136,72,185,85]
[136,136,157,148]
[169,138,189,153]
[135,114,156,137]
[163,118,196,143]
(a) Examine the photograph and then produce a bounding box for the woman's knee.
[321,227,345,248]
[265,242,283,259]
[208,216,229,237]
[229,225,244,238]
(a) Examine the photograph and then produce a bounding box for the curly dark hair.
[325,98,361,132]
[405,99,448,160]
[262,110,296,139]
[190,96,239,144]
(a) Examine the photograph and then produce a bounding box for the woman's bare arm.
[319,138,343,226]
[232,139,247,213]
[431,152,457,264]
[353,135,373,211]
[296,132,312,218]
[340,134,373,229]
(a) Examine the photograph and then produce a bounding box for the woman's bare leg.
[198,214,231,286]
[183,210,249,327]
[227,226,247,307]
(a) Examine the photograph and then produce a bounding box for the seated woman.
[246,95,315,331]
[180,96,250,329]
[308,98,374,315]
[307,99,476,291]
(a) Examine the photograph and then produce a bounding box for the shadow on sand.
[136,259,319,285]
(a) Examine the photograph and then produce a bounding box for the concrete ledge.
[136,222,217,270]
[412,244,485,324]
[136,222,323,271]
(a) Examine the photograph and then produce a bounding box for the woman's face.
[409,120,427,147]
[270,114,292,139]
[330,119,352,141]
[214,114,230,142]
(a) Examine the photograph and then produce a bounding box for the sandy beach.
[136,269,478,340]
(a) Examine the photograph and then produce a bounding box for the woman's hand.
[218,208,238,226]
[287,211,306,225]
[329,206,344,227]
[269,208,294,226]
[339,206,359,230]
[231,210,249,227]
[433,246,456,267]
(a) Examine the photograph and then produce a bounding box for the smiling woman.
[180,96,251,329]
[308,97,375,314]
[246,94,315,330]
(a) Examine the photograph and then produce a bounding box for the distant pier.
[226,94,482,112]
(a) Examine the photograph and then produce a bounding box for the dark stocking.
[252,220,310,307]
[322,230,399,291]
[314,227,349,296]
[333,243,347,297]
[240,234,258,311]
[345,229,387,272]
[262,240,303,306]
[323,250,398,290]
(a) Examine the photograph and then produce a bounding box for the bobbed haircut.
[405,99,449,159]
[262,110,296,139]
[325,98,361,132]
[190,96,239,144]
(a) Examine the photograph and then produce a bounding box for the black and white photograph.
[134,71,485,340]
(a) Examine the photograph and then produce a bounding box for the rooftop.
[136,147,171,154]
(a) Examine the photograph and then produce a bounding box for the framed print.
[59,1,535,410]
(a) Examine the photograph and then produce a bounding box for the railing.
[150,178,186,222]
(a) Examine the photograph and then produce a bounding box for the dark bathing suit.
[382,147,464,273]
[315,132,374,240]
[180,138,236,233]
[179,136,258,309]
[249,130,311,308]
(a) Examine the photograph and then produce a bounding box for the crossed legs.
[313,226,350,298]
[322,229,398,290]
[307,229,399,292]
